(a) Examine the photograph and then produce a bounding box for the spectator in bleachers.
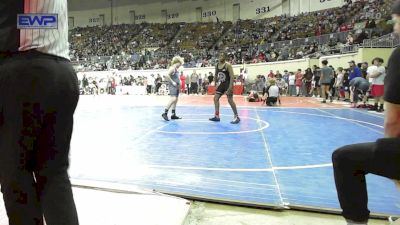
[68,0,391,72]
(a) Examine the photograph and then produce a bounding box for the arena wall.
[68,0,346,28]
[76,48,393,82]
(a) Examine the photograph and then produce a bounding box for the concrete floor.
[183,201,388,225]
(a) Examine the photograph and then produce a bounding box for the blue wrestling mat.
[69,98,400,217]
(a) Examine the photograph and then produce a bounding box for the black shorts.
[266,97,278,106]
[216,84,231,96]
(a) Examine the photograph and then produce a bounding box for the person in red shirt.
[339,23,349,32]
[295,69,304,96]
[267,70,275,78]
[179,72,186,93]
[315,24,323,36]
[111,77,116,95]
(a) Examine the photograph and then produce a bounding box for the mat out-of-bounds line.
[156,114,270,135]
[264,110,383,129]
[144,163,333,172]
[314,109,384,135]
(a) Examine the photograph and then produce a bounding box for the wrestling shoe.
[209,116,220,122]
[230,117,240,124]
[162,113,169,121]
[171,114,182,120]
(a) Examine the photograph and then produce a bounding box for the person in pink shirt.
[295,69,304,96]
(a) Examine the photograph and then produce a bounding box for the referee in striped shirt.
[0,1,79,225]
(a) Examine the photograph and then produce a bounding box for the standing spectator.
[208,72,214,84]
[288,72,296,96]
[107,76,113,94]
[276,78,287,96]
[320,60,334,103]
[304,68,314,97]
[360,62,368,79]
[147,74,155,94]
[198,73,203,94]
[255,75,265,93]
[348,60,362,80]
[335,67,345,100]
[367,57,386,112]
[202,79,209,95]
[283,70,290,86]
[190,70,199,94]
[313,65,321,97]
[185,73,191,94]
[180,72,186,93]
[275,70,282,79]
[82,73,89,91]
[267,70,275,78]
[295,69,303,97]
[329,66,337,99]
[155,74,163,94]
[343,70,351,101]
[111,77,116,95]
